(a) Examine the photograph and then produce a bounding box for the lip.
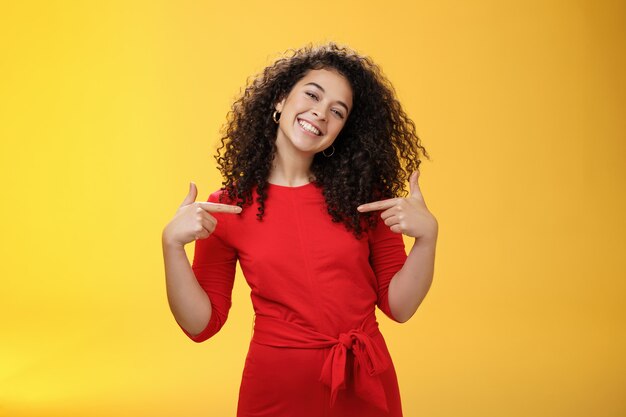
[297,117,323,136]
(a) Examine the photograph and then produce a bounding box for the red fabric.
[177,182,408,416]
[253,314,391,412]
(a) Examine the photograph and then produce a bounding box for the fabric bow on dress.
[252,314,392,412]
[319,327,391,412]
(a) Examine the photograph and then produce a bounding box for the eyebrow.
[304,82,351,114]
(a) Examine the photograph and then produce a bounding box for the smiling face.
[274,68,353,157]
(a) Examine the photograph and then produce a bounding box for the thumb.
[409,170,422,198]
[179,181,198,207]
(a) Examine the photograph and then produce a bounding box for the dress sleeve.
[368,214,408,323]
[177,190,238,343]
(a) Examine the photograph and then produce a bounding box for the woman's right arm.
[162,237,213,337]
[162,182,241,341]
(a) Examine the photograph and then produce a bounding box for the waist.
[250,313,392,411]
[251,314,382,349]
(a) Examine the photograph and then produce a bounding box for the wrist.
[413,233,437,246]
[162,231,185,251]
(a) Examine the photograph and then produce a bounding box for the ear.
[275,97,286,113]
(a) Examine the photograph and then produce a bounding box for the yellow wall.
[1,1,624,416]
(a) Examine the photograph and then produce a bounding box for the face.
[274,68,353,157]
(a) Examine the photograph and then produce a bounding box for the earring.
[272,110,281,124]
[322,145,335,157]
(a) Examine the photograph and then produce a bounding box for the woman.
[162,42,438,417]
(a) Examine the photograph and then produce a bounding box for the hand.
[357,170,438,241]
[162,182,242,247]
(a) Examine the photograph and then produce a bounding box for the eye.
[331,109,345,119]
[305,91,318,100]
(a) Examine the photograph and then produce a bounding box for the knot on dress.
[338,332,354,349]
[251,314,391,412]
[318,327,391,412]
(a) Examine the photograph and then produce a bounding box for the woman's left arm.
[358,170,438,323]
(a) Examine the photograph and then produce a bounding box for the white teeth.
[298,119,320,135]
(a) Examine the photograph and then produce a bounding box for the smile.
[297,118,321,136]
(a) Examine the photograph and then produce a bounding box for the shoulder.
[207,188,235,204]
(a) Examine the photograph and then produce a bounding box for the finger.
[389,224,403,234]
[200,216,216,235]
[357,198,399,213]
[198,202,242,214]
[197,207,217,225]
[195,227,210,240]
[195,214,217,240]
[383,215,399,227]
[180,181,198,208]
[380,206,398,221]
[409,171,424,201]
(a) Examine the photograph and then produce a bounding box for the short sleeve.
[368,215,408,322]
[177,190,238,343]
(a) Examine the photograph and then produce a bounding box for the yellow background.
[1,1,624,416]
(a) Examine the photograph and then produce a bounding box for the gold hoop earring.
[272,110,280,124]
[322,145,335,157]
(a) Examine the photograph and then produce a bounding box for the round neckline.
[266,181,316,190]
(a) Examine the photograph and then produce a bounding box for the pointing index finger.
[357,198,398,213]
[198,202,242,214]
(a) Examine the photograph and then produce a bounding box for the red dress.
[177,182,408,417]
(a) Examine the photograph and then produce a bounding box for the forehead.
[294,69,353,105]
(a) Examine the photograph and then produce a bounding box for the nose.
[311,106,327,120]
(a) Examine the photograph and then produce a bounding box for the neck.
[267,138,315,187]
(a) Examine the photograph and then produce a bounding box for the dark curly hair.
[214,41,430,238]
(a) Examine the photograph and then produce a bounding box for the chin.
[288,138,323,155]
[292,145,320,155]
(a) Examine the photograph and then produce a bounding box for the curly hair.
[214,41,430,238]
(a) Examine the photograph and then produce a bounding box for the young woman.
[162,42,438,417]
